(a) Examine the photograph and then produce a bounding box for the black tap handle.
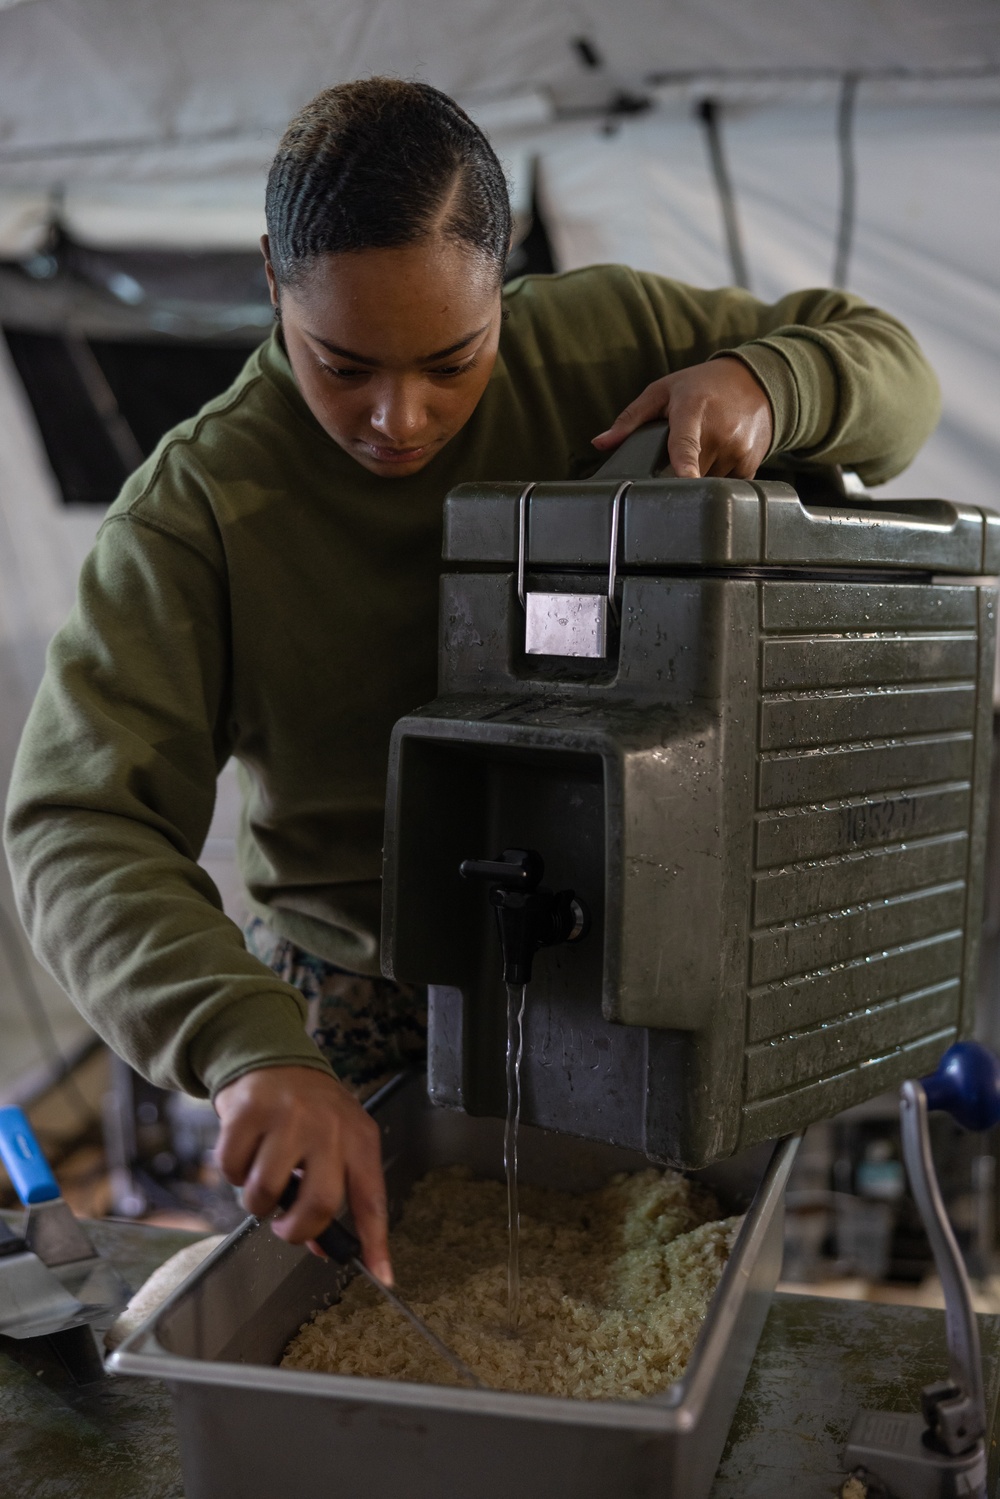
[277,1176,362,1264]
[459,847,590,985]
[459,848,544,890]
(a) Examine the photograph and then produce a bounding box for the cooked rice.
[281,1165,740,1400]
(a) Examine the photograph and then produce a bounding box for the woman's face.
[264,235,503,477]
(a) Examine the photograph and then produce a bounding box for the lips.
[364,443,428,464]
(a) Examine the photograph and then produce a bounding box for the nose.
[369,379,428,446]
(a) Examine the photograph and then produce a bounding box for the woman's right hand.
[213,1064,392,1283]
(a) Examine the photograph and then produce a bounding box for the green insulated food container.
[382,426,1000,1167]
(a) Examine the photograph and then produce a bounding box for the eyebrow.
[305,324,490,366]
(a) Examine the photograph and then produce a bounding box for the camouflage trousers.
[243,916,427,1101]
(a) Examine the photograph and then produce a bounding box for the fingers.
[589,374,711,476]
[269,1145,347,1245]
[666,414,704,479]
[213,1066,388,1264]
[214,1108,265,1188]
[591,379,671,451]
[267,1112,389,1283]
[592,358,773,477]
[238,1124,302,1219]
[693,357,773,477]
[345,1112,393,1284]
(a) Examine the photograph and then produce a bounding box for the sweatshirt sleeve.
[634,275,941,485]
[3,508,335,1099]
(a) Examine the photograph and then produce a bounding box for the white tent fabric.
[0,3,994,519]
[0,333,249,1099]
[538,80,1000,511]
[0,0,997,188]
[0,335,102,1099]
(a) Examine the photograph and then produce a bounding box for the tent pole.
[697,98,750,292]
[833,73,860,289]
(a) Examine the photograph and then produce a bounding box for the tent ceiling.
[0,0,997,187]
[0,0,995,523]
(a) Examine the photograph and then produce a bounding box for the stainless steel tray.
[111,1075,798,1499]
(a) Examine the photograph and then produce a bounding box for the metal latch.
[518,480,631,658]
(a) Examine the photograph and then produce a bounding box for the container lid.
[444,423,1000,575]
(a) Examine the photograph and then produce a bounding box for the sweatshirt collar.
[257,326,329,442]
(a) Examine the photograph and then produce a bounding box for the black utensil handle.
[276,1176,362,1264]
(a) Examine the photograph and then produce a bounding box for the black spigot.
[459,847,590,985]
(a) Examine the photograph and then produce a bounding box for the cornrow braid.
[265,79,512,286]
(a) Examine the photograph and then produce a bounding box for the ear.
[261,235,279,308]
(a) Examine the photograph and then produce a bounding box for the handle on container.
[276,1176,362,1264]
[920,1043,1000,1132]
[0,1106,61,1205]
[592,420,671,480]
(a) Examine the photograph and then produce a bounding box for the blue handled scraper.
[0,1107,131,1355]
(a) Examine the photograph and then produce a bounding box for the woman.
[4,79,939,1283]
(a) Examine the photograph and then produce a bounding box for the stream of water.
[504,981,527,1335]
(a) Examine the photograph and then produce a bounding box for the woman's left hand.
[592,356,774,479]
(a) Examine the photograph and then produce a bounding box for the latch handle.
[516,482,535,611]
[515,423,664,655]
[516,479,629,633]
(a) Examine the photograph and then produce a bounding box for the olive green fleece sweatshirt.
[4,266,940,1099]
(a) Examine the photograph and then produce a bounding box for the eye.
[429,358,477,379]
[320,364,370,382]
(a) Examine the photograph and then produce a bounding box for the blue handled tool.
[0,1106,62,1204]
[0,1107,130,1366]
[845,1041,1000,1499]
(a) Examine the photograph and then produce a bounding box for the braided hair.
[265,79,512,287]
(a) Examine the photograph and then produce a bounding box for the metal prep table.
[3,1214,1000,1498]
